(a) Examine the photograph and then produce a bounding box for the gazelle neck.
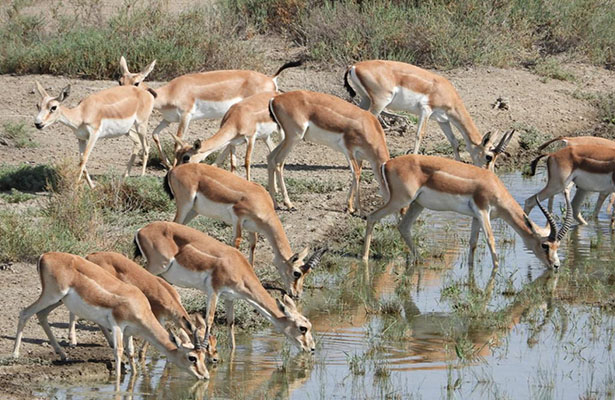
[451,104,484,164]
[194,125,237,163]
[58,106,83,131]
[496,195,537,245]
[262,219,294,263]
[237,278,286,328]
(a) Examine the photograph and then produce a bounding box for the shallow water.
[38,171,615,400]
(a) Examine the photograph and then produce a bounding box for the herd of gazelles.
[14,58,615,385]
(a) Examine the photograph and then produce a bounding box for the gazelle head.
[169,331,210,380]
[523,192,573,269]
[476,130,516,171]
[283,247,327,298]
[175,139,204,165]
[34,81,70,130]
[276,294,316,353]
[192,314,219,363]
[118,56,156,88]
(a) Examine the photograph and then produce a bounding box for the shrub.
[0,164,57,192]
[0,1,262,80]
[1,121,37,148]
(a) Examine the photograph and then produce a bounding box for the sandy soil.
[1,40,615,398]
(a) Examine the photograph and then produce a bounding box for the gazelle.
[536,136,615,220]
[12,252,209,386]
[174,91,280,181]
[65,252,218,363]
[134,221,316,351]
[34,81,156,188]
[344,60,513,169]
[118,56,302,166]
[362,155,573,269]
[267,90,390,213]
[164,163,323,298]
[525,144,615,228]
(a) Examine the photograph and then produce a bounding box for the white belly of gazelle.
[573,170,615,192]
[62,289,115,328]
[192,98,242,120]
[416,187,476,216]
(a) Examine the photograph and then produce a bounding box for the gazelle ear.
[481,131,493,147]
[35,81,49,98]
[57,85,70,102]
[276,298,290,316]
[140,59,156,79]
[120,56,130,74]
[170,331,183,348]
[193,139,202,150]
[282,294,297,309]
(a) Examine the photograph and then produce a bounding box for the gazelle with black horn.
[134,221,316,351]
[524,144,615,228]
[174,92,281,182]
[362,155,573,269]
[66,252,218,363]
[12,252,209,387]
[164,162,321,298]
[34,80,156,187]
[118,56,302,167]
[344,60,514,169]
[268,90,390,213]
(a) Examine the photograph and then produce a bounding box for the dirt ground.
[1,39,615,398]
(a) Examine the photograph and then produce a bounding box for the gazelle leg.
[173,113,193,156]
[245,136,256,181]
[124,334,136,372]
[98,325,114,347]
[13,289,65,359]
[68,312,77,346]
[78,139,95,188]
[136,122,149,177]
[213,145,231,167]
[124,129,143,179]
[173,199,198,225]
[151,120,171,168]
[224,299,235,349]
[229,145,237,175]
[363,197,408,261]
[412,109,432,155]
[468,218,481,267]
[397,202,425,260]
[437,121,461,161]
[592,191,609,220]
[112,325,124,388]
[231,218,243,249]
[77,129,100,185]
[247,231,257,266]
[571,187,589,225]
[346,157,363,214]
[476,209,499,269]
[267,136,299,210]
[204,292,218,341]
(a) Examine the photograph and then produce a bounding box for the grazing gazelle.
[267,90,390,213]
[535,136,615,221]
[362,155,573,269]
[34,81,156,188]
[525,145,615,228]
[174,91,280,181]
[344,60,513,169]
[134,221,318,351]
[65,252,218,363]
[118,56,302,166]
[12,252,209,386]
[164,163,322,298]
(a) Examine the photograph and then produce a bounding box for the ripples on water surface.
[39,171,615,399]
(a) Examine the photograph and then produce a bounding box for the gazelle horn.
[494,129,515,154]
[535,195,557,242]
[168,132,186,147]
[301,247,327,273]
[263,282,289,297]
[557,191,574,241]
[193,328,203,350]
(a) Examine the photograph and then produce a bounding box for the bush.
[0,1,262,79]
[0,164,57,192]
[1,121,37,148]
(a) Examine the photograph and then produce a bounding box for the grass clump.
[0,188,36,203]
[595,92,615,136]
[533,58,576,82]
[0,1,261,80]
[1,121,37,148]
[285,177,345,195]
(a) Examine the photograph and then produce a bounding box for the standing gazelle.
[165,163,322,298]
[34,81,155,188]
[534,136,615,222]
[118,56,302,166]
[13,252,209,386]
[134,221,317,351]
[344,60,513,169]
[268,90,390,213]
[525,145,615,228]
[174,91,280,181]
[362,155,573,269]
[66,252,218,363]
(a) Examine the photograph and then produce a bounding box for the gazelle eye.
[50,105,57,112]
[293,270,302,279]
[541,243,549,250]
[134,82,140,87]
[188,355,197,363]
[485,155,493,162]
[182,155,190,163]
[299,326,308,334]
